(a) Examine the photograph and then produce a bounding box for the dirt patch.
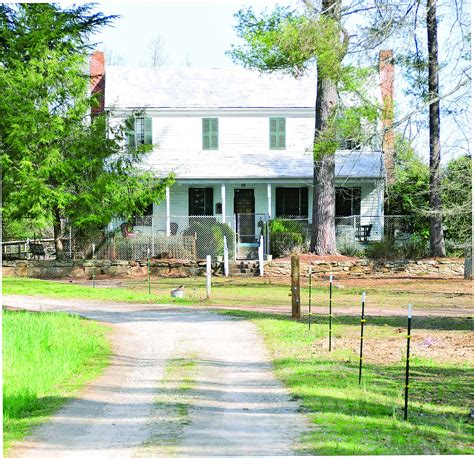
[311,329,474,365]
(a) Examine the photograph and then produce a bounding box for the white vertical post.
[223,236,229,277]
[69,226,72,259]
[151,214,155,257]
[221,184,226,224]
[267,183,272,219]
[206,255,212,298]
[377,179,384,240]
[166,186,171,236]
[258,235,264,277]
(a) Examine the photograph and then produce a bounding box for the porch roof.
[144,150,385,180]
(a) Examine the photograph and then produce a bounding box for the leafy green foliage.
[228,4,381,161]
[0,4,172,253]
[388,137,471,256]
[183,220,235,259]
[441,154,472,251]
[269,218,307,258]
[386,137,430,240]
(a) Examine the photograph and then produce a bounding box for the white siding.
[140,114,314,169]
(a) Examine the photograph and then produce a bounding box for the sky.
[91,1,294,68]
[87,1,471,162]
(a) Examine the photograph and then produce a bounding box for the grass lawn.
[2,309,111,452]
[4,276,472,314]
[219,310,473,455]
[3,277,192,305]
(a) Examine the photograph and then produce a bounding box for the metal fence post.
[404,304,413,421]
[358,291,366,384]
[329,273,333,351]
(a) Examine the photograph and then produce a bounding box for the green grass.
[3,310,111,452]
[141,356,198,455]
[4,276,472,313]
[3,277,192,305]
[218,310,473,455]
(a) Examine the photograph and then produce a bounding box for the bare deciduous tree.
[147,34,168,67]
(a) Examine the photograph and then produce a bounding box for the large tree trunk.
[310,76,338,255]
[53,208,64,260]
[427,0,446,257]
[311,153,336,254]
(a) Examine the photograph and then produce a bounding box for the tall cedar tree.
[0,4,172,258]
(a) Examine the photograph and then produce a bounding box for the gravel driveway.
[4,295,308,457]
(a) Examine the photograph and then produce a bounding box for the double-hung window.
[202,118,218,150]
[189,188,214,216]
[270,117,286,149]
[275,187,308,217]
[335,187,361,216]
[126,116,153,148]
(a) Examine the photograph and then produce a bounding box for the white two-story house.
[91,51,387,257]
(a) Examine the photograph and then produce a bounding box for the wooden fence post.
[291,254,300,318]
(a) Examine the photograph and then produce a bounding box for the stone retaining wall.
[265,258,464,277]
[2,257,465,279]
[2,259,210,279]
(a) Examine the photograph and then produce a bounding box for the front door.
[234,189,255,243]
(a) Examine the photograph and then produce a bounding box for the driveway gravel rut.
[4,295,308,457]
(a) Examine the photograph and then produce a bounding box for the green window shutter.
[278,117,286,149]
[144,117,153,144]
[125,116,136,148]
[270,117,286,149]
[270,118,277,149]
[203,118,210,149]
[210,118,218,149]
[203,118,218,150]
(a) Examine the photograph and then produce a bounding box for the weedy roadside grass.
[2,277,191,305]
[218,310,473,455]
[140,356,198,455]
[2,310,111,452]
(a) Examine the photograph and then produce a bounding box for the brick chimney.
[90,51,105,117]
[379,50,395,184]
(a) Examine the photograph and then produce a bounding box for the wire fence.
[4,214,461,263]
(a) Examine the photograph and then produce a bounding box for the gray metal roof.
[105,66,317,109]
[142,150,385,180]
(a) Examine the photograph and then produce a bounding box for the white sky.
[90,1,295,67]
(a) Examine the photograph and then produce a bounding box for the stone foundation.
[2,257,465,279]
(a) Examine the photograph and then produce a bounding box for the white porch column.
[221,184,226,224]
[166,186,171,236]
[267,183,272,219]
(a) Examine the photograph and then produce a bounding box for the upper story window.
[202,118,218,150]
[126,116,152,148]
[336,187,361,216]
[270,117,286,150]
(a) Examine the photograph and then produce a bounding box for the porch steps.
[228,261,261,277]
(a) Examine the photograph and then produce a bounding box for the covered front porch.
[128,178,384,259]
